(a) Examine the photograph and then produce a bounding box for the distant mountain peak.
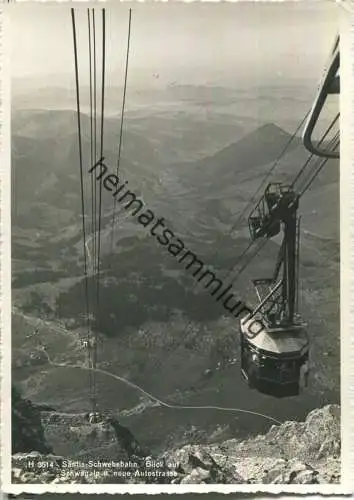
[237,122,295,146]
[192,121,300,177]
[256,122,292,136]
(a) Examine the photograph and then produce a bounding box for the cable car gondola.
[240,34,340,398]
[240,316,309,397]
[240,183,309,398]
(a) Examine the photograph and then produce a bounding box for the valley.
[11,83,340,457]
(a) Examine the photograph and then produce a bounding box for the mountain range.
[12,99,339,461]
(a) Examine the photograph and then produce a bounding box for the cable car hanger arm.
[302,35,340,159]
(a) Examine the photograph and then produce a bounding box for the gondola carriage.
[240,34,340,398]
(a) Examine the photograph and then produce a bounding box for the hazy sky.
[11,1,339,87]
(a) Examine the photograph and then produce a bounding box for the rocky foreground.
[12,386,340,484]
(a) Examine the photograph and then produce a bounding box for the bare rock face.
[264,405,341,462]
[40,412,146,462]
[12,406,176,484]
[11,395,340,485]
[262,459,320,484]
[168,447,244,484]
[162,405,341,484]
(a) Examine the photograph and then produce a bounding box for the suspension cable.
[87,8,94,403]
[234,110,311,228]
[298,132,339,196]
[91,8,106,412]
[154,117,314,343]
[157,113,339,351]
[93,9,97,296]
[71,7,92,403]
[222,124,339,289]
[291,113,339,189]
[202,112,339,297]
[181,111,314,300]
[116,8,131,179]
[108,9,132,268]
[73,6,339,410]
[96,8,106,310]
[200,112,340,292]
[146,115,313,342]
[220,120,339,304]
[88,10,94,278]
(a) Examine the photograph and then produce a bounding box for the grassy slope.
[12,100,340,454]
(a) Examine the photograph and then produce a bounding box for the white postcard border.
[1,0,354,495]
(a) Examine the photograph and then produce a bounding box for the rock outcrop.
[12,385,52,455]
[162,405,340,484]
[11,391,340,485]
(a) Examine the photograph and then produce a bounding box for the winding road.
[40,347,282,425]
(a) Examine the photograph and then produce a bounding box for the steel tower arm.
[302,35,340,159]
[248,183,300,326]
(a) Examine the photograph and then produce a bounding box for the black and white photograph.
[4,0,347,491]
